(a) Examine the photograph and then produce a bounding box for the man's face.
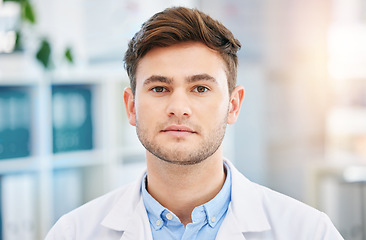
[126,42,236,165]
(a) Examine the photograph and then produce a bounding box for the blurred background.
[0,0,365,239]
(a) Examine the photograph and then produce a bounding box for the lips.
[161,125,197,137]
[162,125,196,133]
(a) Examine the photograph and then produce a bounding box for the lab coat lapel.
[118,197,153,240]
[101,171,153,240]
[217,160,271,239]
[215,205,247,240]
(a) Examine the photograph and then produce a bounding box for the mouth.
[161,125,197,137]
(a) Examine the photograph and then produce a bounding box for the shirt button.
[156,219,162,226]
[211,216,216,223]
[166,212,173,220]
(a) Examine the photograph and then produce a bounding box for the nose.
[166,90,192,118]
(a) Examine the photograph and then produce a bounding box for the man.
[46,7,344,240]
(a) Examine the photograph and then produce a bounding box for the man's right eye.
[151,86,167,93]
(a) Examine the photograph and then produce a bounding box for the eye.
[151,86,167,93]
[193,86,209,93]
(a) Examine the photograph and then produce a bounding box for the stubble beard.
[136,112,229,166]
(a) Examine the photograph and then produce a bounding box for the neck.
[145,148,226,226]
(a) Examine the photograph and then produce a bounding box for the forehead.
[135,42,228,85]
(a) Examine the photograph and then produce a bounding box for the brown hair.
[124,6,241,95]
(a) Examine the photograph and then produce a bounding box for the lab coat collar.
[100,159,271,239]
[218,160,271,236]
[101,171,153,239]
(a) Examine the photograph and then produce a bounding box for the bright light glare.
[0,1,20,17]
[327,107,366,135]
[0,31,16,53]
[328,25,366,80]
[0,1,20,53]
[343,166,366,182]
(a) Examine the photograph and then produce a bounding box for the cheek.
[135,99,160,123]
[195,100,229,123]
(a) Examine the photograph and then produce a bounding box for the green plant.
[4,0,74,69]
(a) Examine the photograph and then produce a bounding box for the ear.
[123,87,136,126]
[227,85,245,125]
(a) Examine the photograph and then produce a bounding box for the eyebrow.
[186,74,218,84]
[143,73,218,86]
[143,75,173,86]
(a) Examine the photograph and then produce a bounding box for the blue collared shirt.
[141,162,232,240]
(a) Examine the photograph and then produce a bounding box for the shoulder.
[256,181,316,213]
[228,163,343,239]
[68,180,136,219]
[255,183,342,239]
[254,181,322,222]
[45,181,138,240]
[229,161,322,220]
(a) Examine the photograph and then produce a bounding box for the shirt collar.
[203,161,231,228]
[141,162,232,229]
[101,159,271,236]
[141,175,166,230]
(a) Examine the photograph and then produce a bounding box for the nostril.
[166,94,192,117]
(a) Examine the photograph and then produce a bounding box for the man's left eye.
[193,86,209,93]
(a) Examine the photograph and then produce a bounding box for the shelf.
[51,150,105,169]
[50,61,129,84]
[0,157,39,174]
[0,53,43,83]
[0,55,142,239]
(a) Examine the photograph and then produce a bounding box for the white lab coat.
[45,160,344,240]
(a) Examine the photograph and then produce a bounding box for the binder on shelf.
[52,85,93,153]
[1,173,37,240]
[0,87,31,160]
[53,169,82,223]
